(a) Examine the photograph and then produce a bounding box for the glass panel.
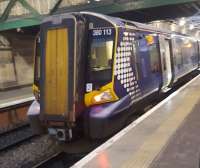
[27,0,58,14]
[149,44,160,73]
[0,0,9,16]
[8,2,30,17]
[174,38,183,68]
[34,36,40,86]
[132,41,140,80]
[59,0,88,8]
[90,40,113,71]
[59,0,109,9]
[88,38,114,84]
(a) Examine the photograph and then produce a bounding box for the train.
[28,12,200,142]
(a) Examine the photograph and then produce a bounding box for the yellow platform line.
[122,87,200,168]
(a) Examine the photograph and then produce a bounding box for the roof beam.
[55,0,199,14]
[50,0,63,15]
[0,0,18,22]
[18,0,40,17]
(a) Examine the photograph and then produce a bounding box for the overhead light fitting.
[179,18,186,26]
[189,24,194,30]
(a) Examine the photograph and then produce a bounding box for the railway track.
[33,152,86,168]
[0,123,36,151]
[0,98,35,152]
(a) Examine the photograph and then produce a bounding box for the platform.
[0,86,34,109]
[72,74,200,168]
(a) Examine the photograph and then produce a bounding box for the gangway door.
[44,28,69,118]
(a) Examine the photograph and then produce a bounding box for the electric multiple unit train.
[28,12,200,141]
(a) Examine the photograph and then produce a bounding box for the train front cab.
[29,13,88,141]
[28,12,121,141]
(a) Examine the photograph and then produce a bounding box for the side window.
[162,53,167,71]
[138,37,148,78]
[133,36,148,80]
[34,36,40,86]
[159,38,167,71]
[149,43,160,73]
[174,38,183,69]
[132,41,140,80]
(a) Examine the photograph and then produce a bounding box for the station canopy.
[0,0,199,31]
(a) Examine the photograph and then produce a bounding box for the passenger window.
[174,39,183,69]
[132,41,140,80]
[149,44,160,73]
[35,37,40,80]
[161,51,167,71]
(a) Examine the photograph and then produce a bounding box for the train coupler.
[48,128,73,141]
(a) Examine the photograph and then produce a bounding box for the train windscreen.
[88,28,115,86]
[90,40,113,71]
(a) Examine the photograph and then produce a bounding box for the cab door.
[159,35,172,92]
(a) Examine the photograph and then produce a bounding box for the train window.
[174,38,183,69]
[90,39,113,71]
[88,38,113,85]
[34,37,40,86]
[132,41,140,80]
[162,55,167,71]
[149,44,160,73]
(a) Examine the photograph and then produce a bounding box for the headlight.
[84,82,119,107]
[93,90,113,103]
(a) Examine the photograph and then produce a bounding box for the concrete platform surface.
[0,86,34,109]
[71,75,200,168]
[149,100,200,168]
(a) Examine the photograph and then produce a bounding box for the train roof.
[43,11,197,39]
[81,11,172,35]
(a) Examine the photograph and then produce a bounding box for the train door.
[198,40,200,68]
[136,33,161,96]
[44,28,69,118]
[159,35,172,92]
[40,15,79,127]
